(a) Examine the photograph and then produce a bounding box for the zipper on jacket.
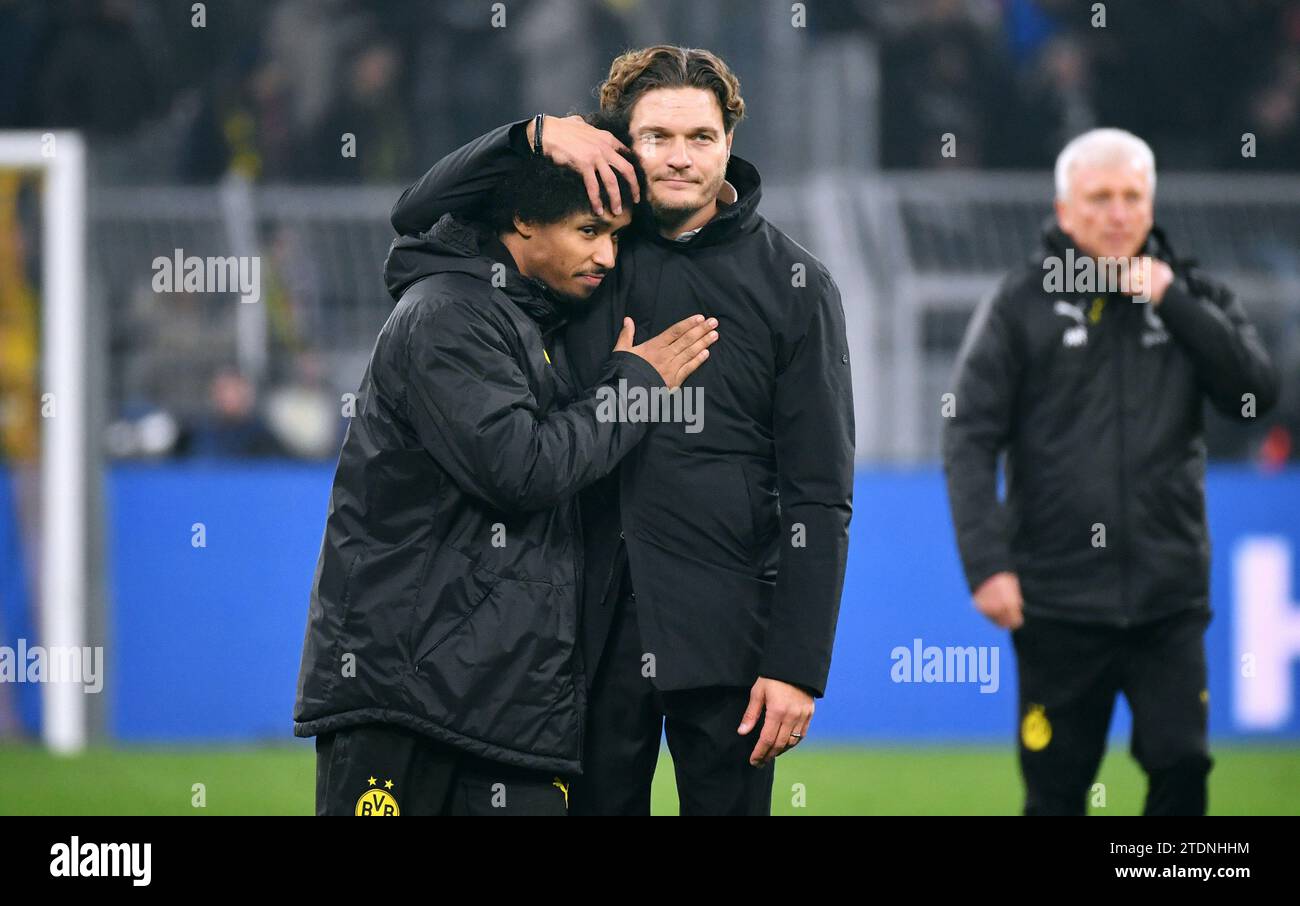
[571,499,587,762]
[597,473,627,610]
[1114,295,1132,627]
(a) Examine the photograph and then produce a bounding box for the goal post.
[0,130,90,754]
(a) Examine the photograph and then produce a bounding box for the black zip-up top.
[943,222,1279,625]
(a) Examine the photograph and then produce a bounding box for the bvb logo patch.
[1021,704,1052,752]
[1088,295,1106,324]
[355,776,399,816]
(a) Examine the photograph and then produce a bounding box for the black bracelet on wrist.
[532,113,544,156]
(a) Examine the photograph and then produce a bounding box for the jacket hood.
[1038,217,1188,269]
[384,213,566,332]
[640,153,764,249]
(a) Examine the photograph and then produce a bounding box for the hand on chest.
[626,259,784,389]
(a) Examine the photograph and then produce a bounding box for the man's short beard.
[652,199,703,233]
[650,169,727,232]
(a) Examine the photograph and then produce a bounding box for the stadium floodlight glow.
[0,131,88,754]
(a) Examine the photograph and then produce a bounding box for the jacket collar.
[476,229,567,333]
[1039,217,1186,268]
[638,154,763,250]
[387,213,566,334]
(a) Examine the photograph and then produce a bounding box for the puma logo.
[1054,300,1088,347]
[1053,300,1087,326]
[1141,304,1169,347]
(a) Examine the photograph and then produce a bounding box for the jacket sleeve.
[942,281,1022,594]
[403,298,665,513]
[1154,273,1281,421]
[757,269,855,698]
[391,120,532,235]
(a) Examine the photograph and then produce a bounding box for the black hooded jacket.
[943,222,1280,626]
[292,213,663,774]
[389,120,855,698]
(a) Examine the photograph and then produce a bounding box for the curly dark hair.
[487,113,643,232]
[598,45,745,133]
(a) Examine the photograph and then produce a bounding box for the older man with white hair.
[942,128,1280,815]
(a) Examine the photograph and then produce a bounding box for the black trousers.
[315,722,569,815]
[1012,607,1213,816]
[570,585,776,816]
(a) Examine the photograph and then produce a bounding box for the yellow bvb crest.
[1088,295,1106,324]
[355,777,400,816]
[1021,704,1052,751]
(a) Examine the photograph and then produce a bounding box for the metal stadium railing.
[87,174,1300,463]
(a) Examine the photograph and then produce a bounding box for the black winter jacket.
[293,214,663,773]
[943,223,1280,626]
[390,121,855,697]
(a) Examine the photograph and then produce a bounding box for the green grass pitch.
[1,743,1296,815]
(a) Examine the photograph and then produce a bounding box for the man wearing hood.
[389,45,855,815]
[294,147,719,815]
[943,128,1280,815]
